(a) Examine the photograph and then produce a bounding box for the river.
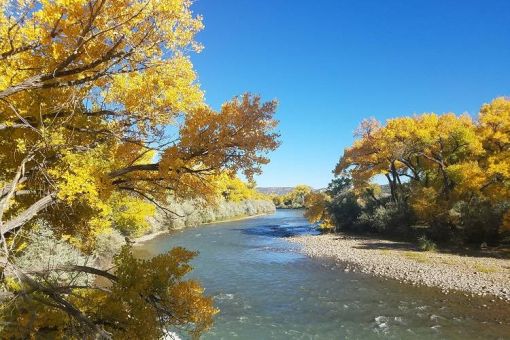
[135,209,510,339]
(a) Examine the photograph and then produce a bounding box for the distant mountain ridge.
[256,187,295,195]
[258,184,390,196]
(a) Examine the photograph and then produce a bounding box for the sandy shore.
[133,212,272,245]
[288,233,510,301]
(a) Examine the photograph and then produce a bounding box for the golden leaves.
[158,93,279,200]
[106,56,203,128]
[303,191,334,229]
[0,2,279,337]
[335,97,510,234]
[213,172,266,202]
[103,246,217,339]
[1,246,218,339]
[108,192,155,236]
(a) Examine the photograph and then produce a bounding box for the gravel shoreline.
[288,233,510,301]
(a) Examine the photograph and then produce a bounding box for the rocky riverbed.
[288,233,510,301]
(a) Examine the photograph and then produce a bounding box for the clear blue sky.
[190,0,510,189]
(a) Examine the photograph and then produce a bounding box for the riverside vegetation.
[0,0,280,338]
[305,97,510,246]
[270,184,312,209]
[1,0,509,338]
[96,175,275,265]
[299,98,510,299]
[137,175,275,241]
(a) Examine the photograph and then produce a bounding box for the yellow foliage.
[213,172,267,202]
[303,192,334,229]
[410,186,444,222]
[335,97,510,235]
[273,185,313,208]
[477,97,510,203]
[108,192,156,236]
[0,0,279,337]
[1,247,218,339]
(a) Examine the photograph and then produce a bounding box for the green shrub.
[417,235,437,251]
[93,228,125,265]
[329,191,362,231]
[357,205,394,232]
[457,200,509,244]
[355,201,414,234]
[152,198,276,231]
[15,222,90,285]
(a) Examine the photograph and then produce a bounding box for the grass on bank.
[473,262,498,274]
[402,251,431,263]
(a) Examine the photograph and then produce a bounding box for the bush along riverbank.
[288,233,510,301]
[135,198,276,243]
[93,174,275,265]
[93,198,275,266]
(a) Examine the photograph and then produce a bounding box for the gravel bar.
[288,233,510,301]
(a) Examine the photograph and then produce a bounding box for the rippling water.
[135,210,510,339]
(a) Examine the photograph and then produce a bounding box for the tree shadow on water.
[237,224,318,238]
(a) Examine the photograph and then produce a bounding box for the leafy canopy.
[0,0,280,338]
[327,98,510,240]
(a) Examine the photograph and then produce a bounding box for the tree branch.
[109,163,159,178]
[2,194,55,235]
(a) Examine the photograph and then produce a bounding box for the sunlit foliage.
[311,98,510,244]
[214,173,267,203]
[2,247,217,339]
[272,185,313,208]
[303,192,334,230]
[0,0,279,337]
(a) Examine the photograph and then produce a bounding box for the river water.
[135,210,510,339]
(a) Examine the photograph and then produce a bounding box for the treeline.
[271,185,313,208]
[305,98,510,246]
[146,175,275,233]
[16,174,275,271]
[151,198,275,231]
[98,174,275,257]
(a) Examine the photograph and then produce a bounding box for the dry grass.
[440,257,457,265]
[402,251,430,263]
[473,262,498,274]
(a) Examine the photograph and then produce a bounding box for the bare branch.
[109,163,159,178]
[2,194,55,235]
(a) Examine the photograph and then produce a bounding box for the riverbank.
[132,198,275,245]
[134,212,272,245]
[288,233,510,301]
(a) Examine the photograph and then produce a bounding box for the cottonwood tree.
[303,192,334,229]
[0,0,279,338]
[332,98,510,239]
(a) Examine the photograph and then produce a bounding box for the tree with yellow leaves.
[272,184,313,208]
[327,98,510,243]
[0,0,279,338]
[477,98,510,205]
[214,172,267,203]
[303,192,334,230]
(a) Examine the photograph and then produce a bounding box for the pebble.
[288,233,510,302]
